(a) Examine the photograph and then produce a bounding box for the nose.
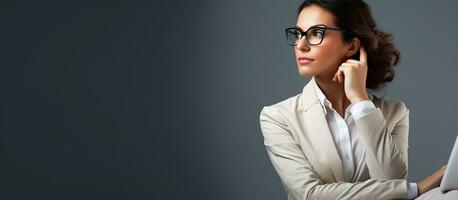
[295,37,311,51]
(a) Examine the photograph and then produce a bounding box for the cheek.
[315,42,346,69]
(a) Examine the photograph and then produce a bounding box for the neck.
[314,74,351,114]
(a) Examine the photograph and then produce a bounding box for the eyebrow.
[295,23,328,31]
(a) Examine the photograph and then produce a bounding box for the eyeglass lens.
[286,27,325,46]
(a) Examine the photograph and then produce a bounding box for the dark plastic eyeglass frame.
[285,24,354,46]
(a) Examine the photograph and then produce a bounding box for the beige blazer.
[259,77,410,200]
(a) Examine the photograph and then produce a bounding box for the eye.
[288,29,302,39]
[310,28,324,37]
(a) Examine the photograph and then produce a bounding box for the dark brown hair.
[298,0,400,90]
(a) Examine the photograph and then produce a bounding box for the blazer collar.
[300,77,320,112]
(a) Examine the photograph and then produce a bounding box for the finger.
[334,66,346,81]
[337,69,344,84]
[340,63,356,68]
[339,64,355,75]
[440,165,447,172]
[333,68,339,81]
[338,65,352,84]
[359,45,367,63]
[345,59,360,64]
[336,63,349,83]
[333,73,339,82]
[346,59,359,62]
[339,71,343,84]
[337,70,341,83]
[333,69,339,82]
[333,68,340,83]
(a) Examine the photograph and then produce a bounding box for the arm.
[260,106,408,200]
[352,101,409,179]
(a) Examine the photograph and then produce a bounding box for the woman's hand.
[332,46,369,104]
[417,165,447,196]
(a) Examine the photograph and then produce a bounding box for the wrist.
[417,182,423,195]
[350,95,369,104]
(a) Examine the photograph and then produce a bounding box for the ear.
[345,37,361,58]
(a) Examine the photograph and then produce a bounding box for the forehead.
[296,4,336,30]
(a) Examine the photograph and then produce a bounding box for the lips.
[297,56,314,64]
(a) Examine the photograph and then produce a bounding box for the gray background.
[2,0,457,199]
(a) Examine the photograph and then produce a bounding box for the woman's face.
[294,5,352,78]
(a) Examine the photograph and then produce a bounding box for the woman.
[259,0,456,199]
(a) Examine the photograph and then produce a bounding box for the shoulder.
[371,94,409,119]
[259,93,302,122]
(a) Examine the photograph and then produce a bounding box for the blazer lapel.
[299,77,344,182]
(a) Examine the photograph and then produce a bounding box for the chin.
[297,65,318,77]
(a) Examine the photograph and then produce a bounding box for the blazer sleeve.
[353,101,409,179]
[259,106,408,200]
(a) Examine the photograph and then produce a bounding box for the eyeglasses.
[285,24,353,46]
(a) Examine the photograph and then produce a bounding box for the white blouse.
[313,80,418,199]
